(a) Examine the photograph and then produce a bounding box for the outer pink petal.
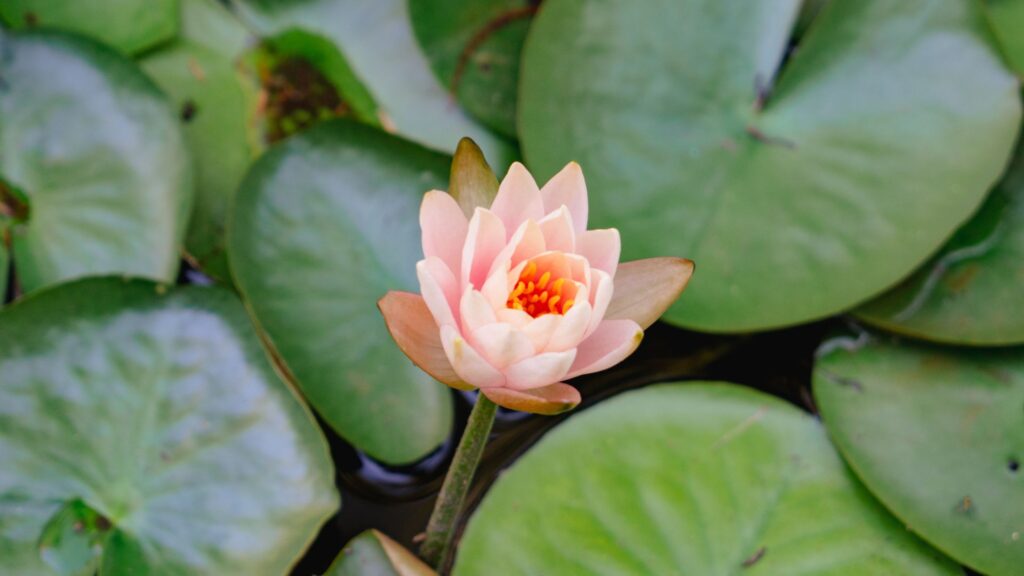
[417,257,459,328]
[441,325,504,388]
[481,383,581,415]
[462,208,506,289]
[576,228,620,277]
[565,319,643,380]
[378,291,471,390]
[420,190,468,278]
[546,300,592,352]
[539,161,588,234]
[504,350,577,390]
[469,323,535,369]
[538,206,576,253]
[460,289,496,334]
[490,162,544,236]
[586,269,614,337]
[606,258,695,329]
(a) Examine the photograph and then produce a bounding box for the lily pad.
[814,334,1024,576]
[249,28,382,141]
[325,530,435,576]
[856,143,1024,345]
[454,383,958,575]
[0,0,178,55]
[409,0,536,138]
[0,277,339,574]
[0,30,192,295]
[228,120,453,464]
[141,0,260,282]
[984,0,1024,75]
[518,0,1021,332]
[230,0,517,170]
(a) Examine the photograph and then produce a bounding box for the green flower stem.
[420,393,498,570]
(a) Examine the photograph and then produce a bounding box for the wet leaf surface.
[231,0,518,171]
[455,383,958,575]
[857,143,1024,345]
[519,0,1020,332]
[140,0,260,283]
[0,0,178,54]
[815,332,1024,576]
[229,120,454,465]
[409,0,537,138]
[0,30,192,295]
[0,278,338,574]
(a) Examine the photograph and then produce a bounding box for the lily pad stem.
[420,393,498,570]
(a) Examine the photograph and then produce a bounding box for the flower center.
[507,260,575,318]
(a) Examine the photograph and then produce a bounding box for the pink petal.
[576,228,620,277]
[462,208,506,289]
[469,323,535,369]
[504,350,577,390]
[521,313,561,351]
[606,258,695,329]
[416,257,459,328]
[420,191,468,278]
[441,324,504,388]
[496,307,533,329]
[487,220,545,282]
[565,253,592,292]
[490,162,544,236]
[546,300,592,352]
[586,269,614,337]
[510,220,547,269]
[538,206,576,253]
[378,291,471,390]
[540,161,588,234]
[481,383,581,415]
[481,264,513,310]
[565,319,643,380]
[460,289,496,334]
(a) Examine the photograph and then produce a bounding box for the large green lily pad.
[0,30,192,295]
[856,143,1024,345]
[0,0,178,55]
[230,0,517,170]
[984,0,1024,75]
[814,334,1024,576]
[455,383,958,575]
[141,0,260,282]
[229,120,453,464]
[409,0,535,138]
[519,0,1021,332]
[0,277,338,574]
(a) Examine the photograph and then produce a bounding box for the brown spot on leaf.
[742,547,766,568]
[945,263,979,294]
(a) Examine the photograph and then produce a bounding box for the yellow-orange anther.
[507,261,575,317]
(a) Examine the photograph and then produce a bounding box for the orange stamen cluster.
[507,261,575,318]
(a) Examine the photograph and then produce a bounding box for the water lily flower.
[380,160,693,415]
